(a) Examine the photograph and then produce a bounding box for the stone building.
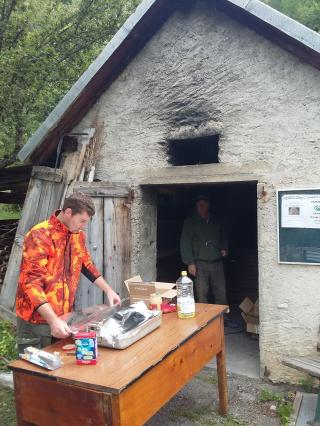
[2,0,320,381]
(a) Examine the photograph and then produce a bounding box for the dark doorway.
[156,182,258,305]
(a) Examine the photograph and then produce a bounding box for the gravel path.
[146,367,293,425]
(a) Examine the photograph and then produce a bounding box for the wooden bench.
[283,357,320,426]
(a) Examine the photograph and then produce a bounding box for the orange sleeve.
[19,231,50,310]
[80,234,101,283]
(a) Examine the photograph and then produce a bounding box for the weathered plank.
[31,166,65,182]
[283,357,320,378]
[0,303,16,322]
[73,182,130,198]
[74,197,104,310]
[104,197,131,299]
[0,168,67,313]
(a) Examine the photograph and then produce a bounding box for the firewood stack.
[0,220,18,291]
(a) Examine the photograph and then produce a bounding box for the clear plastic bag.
[60,301,162,349]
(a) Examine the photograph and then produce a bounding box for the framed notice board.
[277,188,320,264]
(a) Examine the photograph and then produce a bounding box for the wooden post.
[217,317,228,415]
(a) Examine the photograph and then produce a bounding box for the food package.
[74,331,98,365]
[19,346,62,370]
[61,301,162,350]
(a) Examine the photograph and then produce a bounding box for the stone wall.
[74,0,320,381]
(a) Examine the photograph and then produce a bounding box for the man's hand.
[188,263,197,277]
[37,302,71,338]
[48,317,72,339]
[93,276,121,306]
[105,287,121,306]
[221,249,228,257]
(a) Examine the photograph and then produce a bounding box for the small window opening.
[167,135,220,166]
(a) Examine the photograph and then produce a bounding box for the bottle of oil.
[176,271,195,319]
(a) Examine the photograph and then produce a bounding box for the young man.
[16,192,120,352]
[180,194,228,304]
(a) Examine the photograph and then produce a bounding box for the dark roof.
[18,0,320,164]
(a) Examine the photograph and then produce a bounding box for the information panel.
[277,189,320,264]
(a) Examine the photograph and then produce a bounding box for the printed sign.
[281,194,320,229]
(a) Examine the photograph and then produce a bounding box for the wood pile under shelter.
[0,220,18,291]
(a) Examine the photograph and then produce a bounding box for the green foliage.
[0,320,17,370]
[203,417,247,426]
[299,375,315,392]
[277,401,294,426]
[0,204,21,219]
[0,0,140,165]
[258,388,294,426]
[222,416,247,426]
[258,388,283,402]
[263,0,320,32]
[0,386,16,426]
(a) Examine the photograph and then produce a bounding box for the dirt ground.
[0,368,298,425]
[146,367,294,426]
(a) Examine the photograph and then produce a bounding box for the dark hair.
[62,192,95,216]
[195,194,210,203]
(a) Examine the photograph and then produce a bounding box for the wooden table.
[10,303,228,425]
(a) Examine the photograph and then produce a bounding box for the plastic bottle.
[176,271,195,319]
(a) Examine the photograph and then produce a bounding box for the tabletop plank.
[10,304,227,393]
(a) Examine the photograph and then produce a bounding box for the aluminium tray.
[93,311,162,350]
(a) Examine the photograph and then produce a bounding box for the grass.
[0,320,17,371]
[299,376,315,393]
[169,404,213,421]
[258,388,294,426]
[0,386,16,426]
[169,404,247,425]
[258,388,283,403]
[277,401,294,426]
[196,372,218,385]
[205,416,247,426]
[0,204,21,220]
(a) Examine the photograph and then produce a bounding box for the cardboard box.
[124,275,177,307]
[239,297,259,335]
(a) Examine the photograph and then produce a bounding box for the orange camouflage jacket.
[16,211,101,324]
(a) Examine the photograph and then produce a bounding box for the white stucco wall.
[74,0,320,381]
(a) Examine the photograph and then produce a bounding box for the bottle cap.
[181,271,187,276]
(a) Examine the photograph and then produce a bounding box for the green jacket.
[180,214,228,265]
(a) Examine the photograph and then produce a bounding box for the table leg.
[216,347,228,415]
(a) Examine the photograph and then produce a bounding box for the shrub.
[0,320,17,370]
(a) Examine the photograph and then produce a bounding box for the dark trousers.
[195,260,227,304]
[16,317,53,354]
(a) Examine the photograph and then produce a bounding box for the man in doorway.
[180,194,228,304]
[15,192,121,353]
